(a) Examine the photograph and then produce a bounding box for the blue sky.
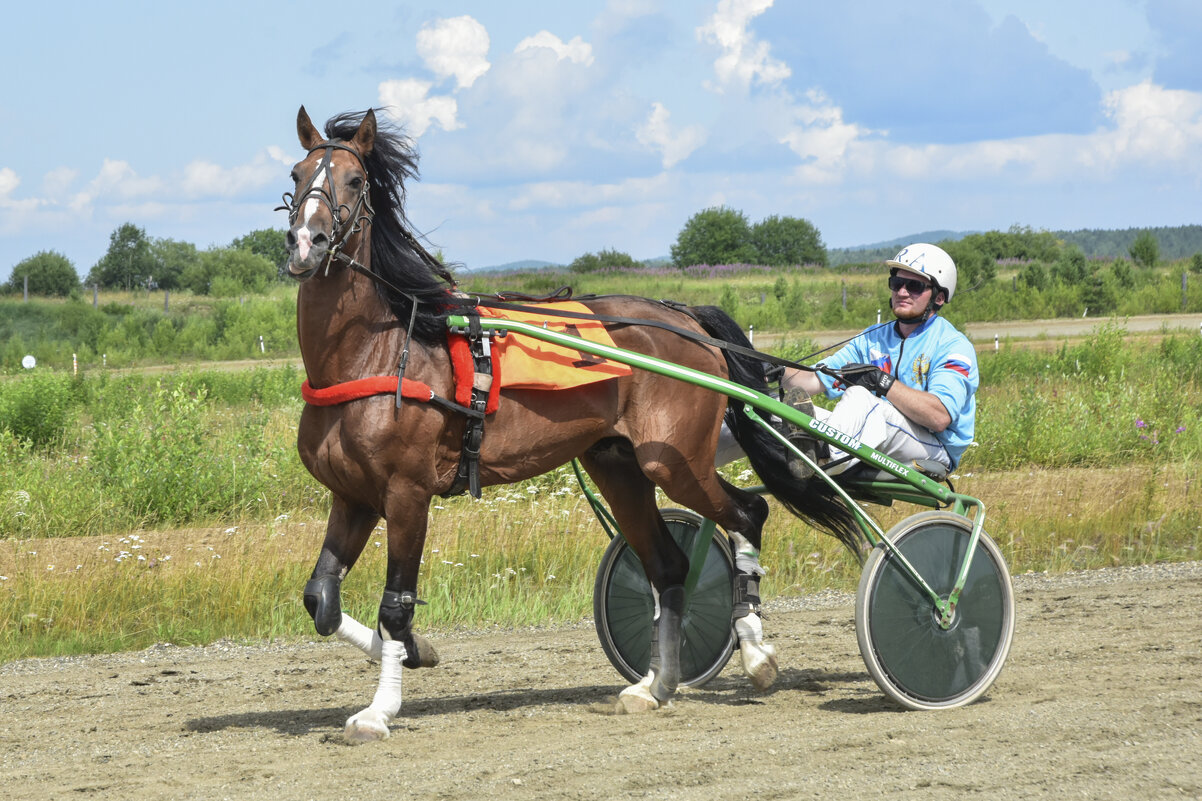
[2,0,1201,280]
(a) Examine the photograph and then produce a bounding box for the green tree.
[6,250,80,297]
[1129,230,1159,269]
[939,239,996,294]
[231,228,289,275]
[1191,253,1202,274]
[671,206,756,268]
[1018,261,1048,291]
[87,223,156,290]
[150,238,201,290]
[569,248,640,273]
[184,248,276,295]
[749,215,827,267]
[1052,245,1090,284]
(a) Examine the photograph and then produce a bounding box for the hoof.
[403,633,440,669]
[344,709,392,743]
[617,675,661,713]
[740,642,778,690]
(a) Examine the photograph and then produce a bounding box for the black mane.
[324,111,458,344]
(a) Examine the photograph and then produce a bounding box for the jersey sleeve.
[925,342,978,417]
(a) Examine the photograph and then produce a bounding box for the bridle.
[278,141,375,277]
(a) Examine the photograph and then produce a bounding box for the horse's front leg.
[344,494,433,743]
[304,498,377,642]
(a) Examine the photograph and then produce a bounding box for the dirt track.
[2,561,1199,801]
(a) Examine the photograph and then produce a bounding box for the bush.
[569,249,640,273]
[0,372,78,447]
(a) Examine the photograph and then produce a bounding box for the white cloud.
[79,159,163,204]
[42,167,78,198]
[637,102,706,168]
[0,167,19,197]
[1094,80,1202,165]
[181,148,292,198]
[417,16,491,89]
[779,90,875,182]
[697,0,790,93]
[379,78,462,138]
[515,31,595,66]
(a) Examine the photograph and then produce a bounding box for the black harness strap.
[440,315,495,499]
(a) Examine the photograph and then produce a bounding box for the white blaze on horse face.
[302,164,327,225]
[296,163,329,261]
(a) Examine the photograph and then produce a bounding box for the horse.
[282,106,864,742]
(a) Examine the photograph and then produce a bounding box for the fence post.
[1183,271,1188,311]
[23,275,28,302]
[93,284,99,308]
[164,290,170,313]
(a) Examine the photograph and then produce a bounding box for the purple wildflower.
[1135,419,1146,429]
[1175,426,1186,434]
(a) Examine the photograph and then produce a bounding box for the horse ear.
[297,106,323,150]
[351,109,377,157]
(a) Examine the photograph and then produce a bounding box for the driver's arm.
[880,382,952,432]
[782,366,824,397]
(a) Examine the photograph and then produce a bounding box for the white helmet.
[886,243,957,303]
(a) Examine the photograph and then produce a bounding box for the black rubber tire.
[593,509,736,688]
[855,511,1016,710]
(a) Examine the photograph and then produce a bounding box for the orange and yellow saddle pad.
[480,302,632,390]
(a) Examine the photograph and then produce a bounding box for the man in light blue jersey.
[780,242,978,477]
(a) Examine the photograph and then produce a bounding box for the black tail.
[691,305,870,561]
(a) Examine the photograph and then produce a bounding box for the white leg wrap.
[344,639,407,743]
[729,531,767,577]
[735,613,778,690]
[617,672,661,713]
[335,613,383,660]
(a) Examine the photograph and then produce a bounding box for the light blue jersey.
[815,315,979,467]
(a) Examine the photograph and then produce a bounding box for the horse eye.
[290,170,300,183]
[348,176,363,190]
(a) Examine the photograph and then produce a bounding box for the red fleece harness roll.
[300,332,501,414]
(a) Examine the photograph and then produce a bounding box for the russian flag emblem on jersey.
[943,353,972,377]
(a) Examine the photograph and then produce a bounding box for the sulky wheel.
[855,510,1015,710]
[593,508,736,687]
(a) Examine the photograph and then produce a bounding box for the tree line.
[5,223,289,298]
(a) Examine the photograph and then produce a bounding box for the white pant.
[817,386,950,474]
[715,385,950,473]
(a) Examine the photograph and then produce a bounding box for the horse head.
[284,106,377,281]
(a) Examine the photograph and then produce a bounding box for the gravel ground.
[2,561,1199,800]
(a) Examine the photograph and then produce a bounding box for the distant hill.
[829,230,979,266]
[830,224,1202,266]
[466,259,560,274]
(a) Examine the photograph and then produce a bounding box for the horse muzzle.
[286,225,331,280]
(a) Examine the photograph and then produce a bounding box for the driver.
[780,242,979,478]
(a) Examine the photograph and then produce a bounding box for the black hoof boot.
[648,585,685,703]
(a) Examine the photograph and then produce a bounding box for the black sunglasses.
[888,275,932,294]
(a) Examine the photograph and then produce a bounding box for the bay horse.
[283,106,864,742]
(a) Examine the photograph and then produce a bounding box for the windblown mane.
[324,111,457,344]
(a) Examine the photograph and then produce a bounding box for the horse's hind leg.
[719,478,779,690]
[581,441,690,713]
[651,465,779,690]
